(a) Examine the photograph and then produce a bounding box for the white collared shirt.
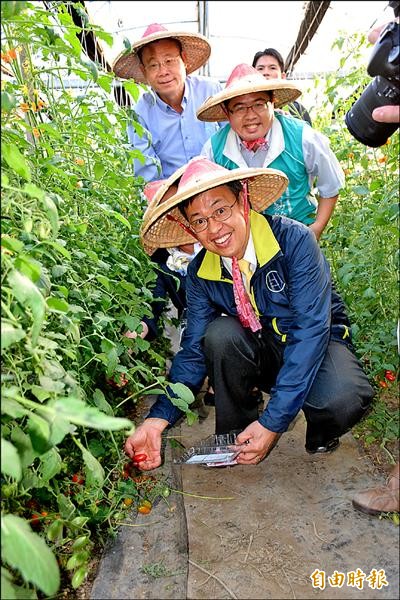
[222,232,257,284]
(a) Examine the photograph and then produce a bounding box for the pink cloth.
[231,256,262,332]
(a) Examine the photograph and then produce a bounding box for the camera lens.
[345,76,400,147]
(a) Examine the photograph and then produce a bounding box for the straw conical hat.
[142,157,288,249]
[113,23,211,82]
[197,63,302,122]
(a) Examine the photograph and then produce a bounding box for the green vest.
[210,114,316,225]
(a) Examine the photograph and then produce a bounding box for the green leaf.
[123,81,140,103]
[1,569,16,599]
[185,409,199,426]
[1,91,17,112]
[362,287,376,299]
[39,448,62,482]
[169,382,195,405]
[63,29,82,56]
[48,415,76,446]
[94,28,113,47]
[141,388,166,396]
[52,397,132,430]
[1,439,22,481]
[66,550,89,570]
[97,203,131,230]
[1,1,27,19]
[57,493,76,520]
[1,321,26,350]
[1,514,60,596]
[72,535,90,551]
[93,161,105,179]
[23,183,45,200]
[38,375,65,393]
[96,275,110,290]
[1,143,31,181]
[28,414,51,454]
[46,519,63,543]
[69,516,88,529]
[38,240,71,259]
[92,388,113,416]
[1,236,24,254]
[14,255,42,282]
[81,55,98,81]
[46,297,69,312]
[72,565,88,589]
[105,347,118,377]
[1,398,27,419]
[7,270,45,346]
[10,427,38,469]
[75,439,104,487]
[97,75,111,94]
[352,185,370,196]
[42,195,59,236]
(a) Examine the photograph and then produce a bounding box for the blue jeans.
[203,316,374,446]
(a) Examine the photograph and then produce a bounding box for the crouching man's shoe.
[352,462,400,516]
[306,437,340,454]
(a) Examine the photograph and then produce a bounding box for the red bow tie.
[242,137,267,152]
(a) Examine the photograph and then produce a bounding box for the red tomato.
[133,453,147,463]
[31,513,42,529]
[71,474,84,484]
[385,370,396,382]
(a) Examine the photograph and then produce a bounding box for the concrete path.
[90,321,399,599]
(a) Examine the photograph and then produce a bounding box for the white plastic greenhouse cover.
[85,0,393,80]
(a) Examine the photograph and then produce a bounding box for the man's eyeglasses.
[189,199,237,233]
[228,101,270,117]
[144,56,182,74]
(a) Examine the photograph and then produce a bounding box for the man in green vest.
[198,64,344,240]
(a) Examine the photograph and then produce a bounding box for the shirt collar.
[222,232,256,276]
[149,80,188,113]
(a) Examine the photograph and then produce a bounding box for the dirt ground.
[88,318,399,600]
[89,393,399,600]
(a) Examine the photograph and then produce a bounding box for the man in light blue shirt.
[113,23,224,182]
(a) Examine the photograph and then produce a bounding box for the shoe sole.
[306,439,340,454]
[352,500,400,516]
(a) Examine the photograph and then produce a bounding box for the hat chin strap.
[166,214,198,240]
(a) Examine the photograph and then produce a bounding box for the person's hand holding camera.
[368,21,400,124]
[345,1,399,146]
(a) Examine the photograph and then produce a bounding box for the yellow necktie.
[238,259,253,295]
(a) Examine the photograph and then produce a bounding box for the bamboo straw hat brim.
[142,163,289,250]
[112,31,211,82]
[140,165,195,255]
[197,79,302,122]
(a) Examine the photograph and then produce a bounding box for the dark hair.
[137,38,183,65]
[252,48,284,72]
[178,180,243,220]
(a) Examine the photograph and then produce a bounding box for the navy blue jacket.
[148,212,351,432]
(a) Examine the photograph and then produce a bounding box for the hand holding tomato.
[124,417,169,471]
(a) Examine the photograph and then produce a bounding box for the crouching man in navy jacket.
[125,157,374,469]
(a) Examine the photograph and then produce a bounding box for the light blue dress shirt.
[127,75,224,182]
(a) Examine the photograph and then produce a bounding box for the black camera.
[345,0,399,147]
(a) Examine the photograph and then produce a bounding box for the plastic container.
[174,432,244,467]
